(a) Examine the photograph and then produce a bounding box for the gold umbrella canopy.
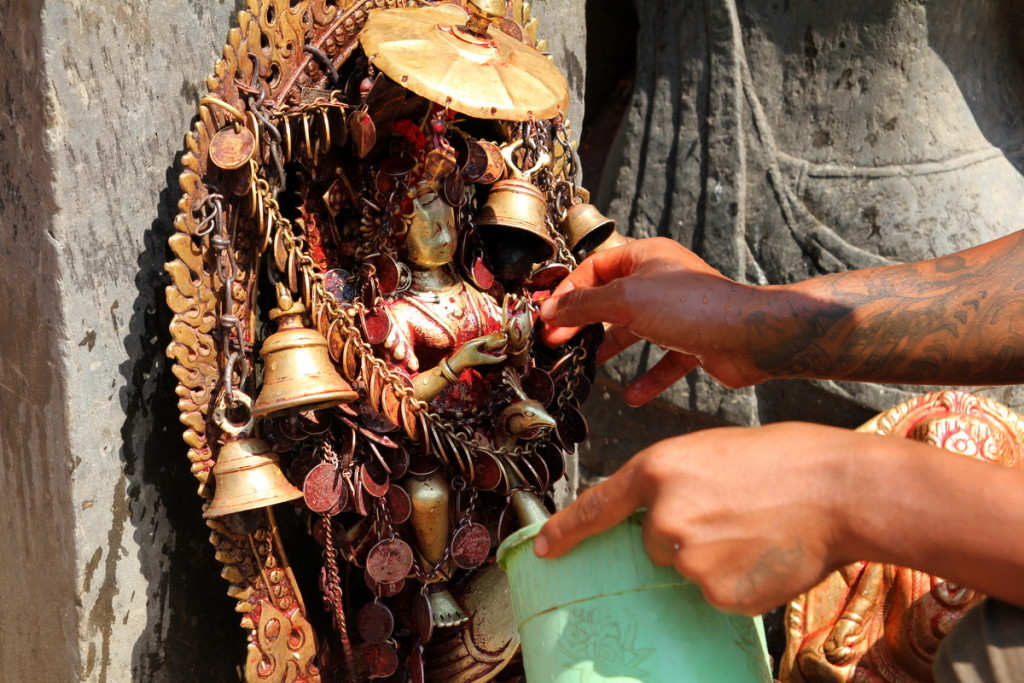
[358,3,570,121]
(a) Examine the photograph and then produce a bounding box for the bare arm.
[754,230,1024,385]
[540,233,1024,402]
[534,423,1024,614]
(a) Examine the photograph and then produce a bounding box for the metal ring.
[199,96,245,122]
[213,390,255,437]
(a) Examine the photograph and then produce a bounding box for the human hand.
[533,423,865,616]
[539,238,766,401]
[451,331,508,370]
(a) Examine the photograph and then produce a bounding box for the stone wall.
[579,0,1024,478]
[0,1,585,679]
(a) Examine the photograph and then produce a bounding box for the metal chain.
[322,516,356,678]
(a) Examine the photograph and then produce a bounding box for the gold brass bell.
[252,295,357,418]
[475,178,557,280]
[205,390,303,518]
[204,437,303,518]
[561,202,617,259]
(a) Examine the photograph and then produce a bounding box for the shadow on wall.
[118,152,245,681]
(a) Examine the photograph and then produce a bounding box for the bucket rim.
[495,520,545,569]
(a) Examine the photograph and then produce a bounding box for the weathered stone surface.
[585,0,1024,473]
[0,1,585,680]
[3,1,246,680]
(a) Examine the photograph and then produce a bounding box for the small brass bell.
[205,391,303,518]
[476,178,557,281]
[204,437,303,518]
[561,202,618,260]
[252,294,357,419]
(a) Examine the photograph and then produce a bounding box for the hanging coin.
[538,442,566,483]
[471,450,503,492]
[462,139,487,181]
[358,601,395,644]
[352,468,371,516]
[362,309,392,345]
[496,16,525,41]
[407,453,439,477]
[360,642,399,679]
[369,254,400,295]
[448,132,470,171]
[557,403,589,447]
[522,366,555,407]
[574,374,593,403]
[362,458,390,498]
[525,452,551,490]
[412,591,434,643]
[279,415,304,442]
[380,154,416,176]
[475,140,505,185]
[451,523,491,570]
[383,484,411,524]
[272,229,290,273]
[386,445,409,480]
[524,262,571,292]
[262,421,291,453]
[303,462,347,513]
[407,643,425,683]
[470,256,495,291]
[311,516,331,547]
[331,422,357,466]
[358,400,399,434]
[326,319,345,362]
[298,412,331,436]
[518,455,547,491]
[442,171,465,207]
[366,537,413,585]
[381,386,402,427]
[323,268,354,302]
[223,163,252,197]
[341,337,360,381]
[364,567,405,598]
[209,125,256,170]
[400,397,421,443]
[497,501,517,542]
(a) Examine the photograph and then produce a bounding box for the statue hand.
[450,331,508,371]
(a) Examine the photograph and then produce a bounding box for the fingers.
[539,247,642,347]
[482,332,507,350]
[539,282,636,347]
[596,325,642,364]
[641,517,679,567]
[534,461,644,559]
[624,351,700,406]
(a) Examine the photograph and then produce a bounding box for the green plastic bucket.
[496,516,773,682]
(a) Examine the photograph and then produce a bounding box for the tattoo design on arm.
[745,232,1024,385]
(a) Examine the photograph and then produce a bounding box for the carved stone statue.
[588,0,1024,442]
[583,0,1024,678]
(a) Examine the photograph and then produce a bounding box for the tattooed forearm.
[744,231,1024,385]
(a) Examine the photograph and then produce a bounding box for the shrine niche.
[164,1,610,680]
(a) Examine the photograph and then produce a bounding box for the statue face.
[405,191,457,270]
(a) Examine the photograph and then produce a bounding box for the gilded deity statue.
[165,1,608,681]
